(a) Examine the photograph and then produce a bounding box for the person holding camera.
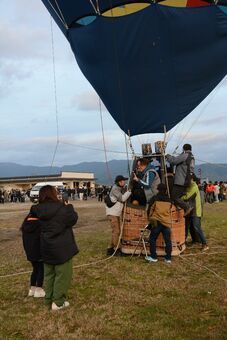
[133,158,160,204]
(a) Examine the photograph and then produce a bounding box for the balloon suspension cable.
[88,0,99,15]
[49,16,60,172]
[96,0,101,15]
[123,132,131,177]
[162,125,170,198]
[171,76,227,154]
[126,130,136,177]
[46,0,68,29]
[48,0,68,29]
[127,130,135,158]
[99,98,113,184]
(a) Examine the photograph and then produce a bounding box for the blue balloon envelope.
[41,1,227,136]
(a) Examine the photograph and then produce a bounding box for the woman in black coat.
[30,185,79,311]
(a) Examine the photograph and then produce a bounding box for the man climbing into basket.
[166,143,195,216]
[146,183,173,264]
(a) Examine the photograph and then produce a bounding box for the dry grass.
[0,200,226,340]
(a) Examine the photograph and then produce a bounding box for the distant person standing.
[214,182,220,203]
[0,190,4,204]
[79,187,84,200]
[219,181,226,201]
[62,187,69,204]
[206,182,215,204]
[97,186,104,202]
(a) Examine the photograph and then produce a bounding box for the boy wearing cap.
[106,175,131,256]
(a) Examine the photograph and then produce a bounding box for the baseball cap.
[115,175,128,183]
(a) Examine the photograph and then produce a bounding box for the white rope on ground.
[181,251,227,257]
[179,254,227,284]
[1,249,227,279]
[0,270,32,279]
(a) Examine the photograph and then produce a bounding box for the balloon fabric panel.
[41,2,227,136]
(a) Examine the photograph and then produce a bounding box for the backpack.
[184,154,194,187]
[104,194,116,208]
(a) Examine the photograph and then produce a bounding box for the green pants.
[44,258,73,307]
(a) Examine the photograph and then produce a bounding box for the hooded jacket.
[21,215,42,262]
[31,202,78,265]
[181,181,202,217]
[106,184,131,217]
[137,164,161,202]
[166,151,195,186]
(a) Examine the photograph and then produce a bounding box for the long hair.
[39,185,60,203]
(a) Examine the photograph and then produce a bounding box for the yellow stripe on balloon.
[103,3,150,17]
[160,0,188,7]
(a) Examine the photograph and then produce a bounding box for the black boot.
[113,249,123,257]
[106,247,115,256]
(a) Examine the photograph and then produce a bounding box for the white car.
[30,182,64,202]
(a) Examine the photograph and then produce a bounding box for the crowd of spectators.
[200,181,226,204]
[0,185,112,204]
[0,189,30,204]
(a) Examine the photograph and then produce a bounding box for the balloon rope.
[162,126,171,198]
[99,98,113,184]
[88,0,99,14]
[54,0,68,28]
[170,76,227,154]
[46,0,68,29]
[49,17,60,171]
[95,0,101,15]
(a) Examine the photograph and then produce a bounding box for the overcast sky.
[0,1,227,168]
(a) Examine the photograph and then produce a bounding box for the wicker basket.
[121,203,185,256]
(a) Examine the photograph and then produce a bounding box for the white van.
[30,182,64,202]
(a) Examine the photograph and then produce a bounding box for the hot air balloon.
[41,0,227,137]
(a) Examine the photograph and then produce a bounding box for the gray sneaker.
[164,259,172,264]
[52,301,70,311]
[201,244,209,252]
[145,256,158,263]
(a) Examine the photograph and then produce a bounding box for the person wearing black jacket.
[31,185,79,311]
[21,214,45,298]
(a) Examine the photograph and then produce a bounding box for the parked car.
[30,182,64,202]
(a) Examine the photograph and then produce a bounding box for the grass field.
[0,200,226,339]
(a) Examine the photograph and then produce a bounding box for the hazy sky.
[0,1,227,168]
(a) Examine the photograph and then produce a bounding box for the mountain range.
[0,161,226,184]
